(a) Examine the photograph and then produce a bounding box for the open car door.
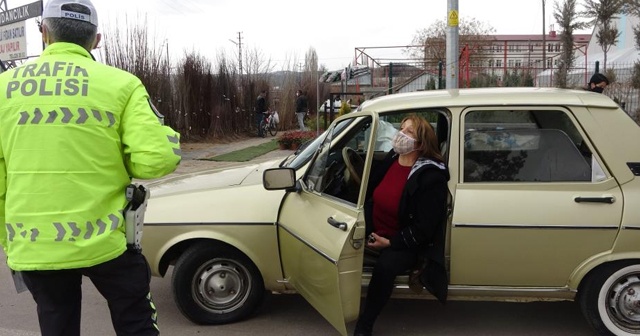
[277,115,375,335]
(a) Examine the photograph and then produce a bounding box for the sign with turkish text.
[0,1,43,26]
[0,21,27,61]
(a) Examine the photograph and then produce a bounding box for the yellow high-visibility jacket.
[0,42,181,271]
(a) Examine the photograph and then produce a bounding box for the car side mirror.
[263,168,297,191]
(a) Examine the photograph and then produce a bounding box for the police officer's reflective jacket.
[0,42,181,271]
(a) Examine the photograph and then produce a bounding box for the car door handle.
[574,196,615,204]
[327,217,347,231]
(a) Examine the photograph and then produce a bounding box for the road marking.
[0,327,40,336]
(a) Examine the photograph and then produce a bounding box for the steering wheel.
[342,147,364,187]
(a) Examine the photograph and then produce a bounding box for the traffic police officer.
[0,0,181,335]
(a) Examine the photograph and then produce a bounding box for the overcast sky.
[18,0,594,70]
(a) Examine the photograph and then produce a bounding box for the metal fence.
[536,61,639,120]
[356,56,639,121]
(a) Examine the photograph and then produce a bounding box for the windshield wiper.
[279,154,293,168]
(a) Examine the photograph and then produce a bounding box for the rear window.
[463,109,595,183]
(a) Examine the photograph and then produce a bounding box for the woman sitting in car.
[354,114,450,336]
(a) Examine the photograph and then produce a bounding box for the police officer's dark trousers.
[21,250,159,336]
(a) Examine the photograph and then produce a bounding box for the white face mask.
[392,131,416,155]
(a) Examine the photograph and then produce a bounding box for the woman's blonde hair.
[401,114,444,162]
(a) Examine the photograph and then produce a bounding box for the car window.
[463,109,599,182]
[304,116,372,204]
[376,110,450,156]
[283,119,354,170]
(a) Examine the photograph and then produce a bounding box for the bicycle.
[260,111,278,137]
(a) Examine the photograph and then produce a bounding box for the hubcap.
[193,259,250,313]
[607,273,640,331]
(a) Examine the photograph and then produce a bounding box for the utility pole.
[228,30,244,109]
[542,0,546,72]
[237,32,243,76]
[229,32,243,75]
[446,0,459,89]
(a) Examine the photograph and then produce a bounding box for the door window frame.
[300,113,378,208]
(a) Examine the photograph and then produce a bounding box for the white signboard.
[0,21,27,61]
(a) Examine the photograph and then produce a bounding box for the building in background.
[352,32,591,94]
[478,33,591,86]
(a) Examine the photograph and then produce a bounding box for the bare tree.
[243,47,275,80]
[304,48,320,113]
[275,54,301,129]
[102,20,322,140]
[241,46,274,121]
[101,14,173,125]
[174,52,214,140]
[554,0,588,88]
[583,0,625,71]
[407,17,495,67]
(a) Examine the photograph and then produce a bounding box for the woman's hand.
[366,232,390,250]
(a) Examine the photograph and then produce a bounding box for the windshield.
[283,118,354,169]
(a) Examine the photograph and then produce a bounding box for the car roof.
[358,87,620,113]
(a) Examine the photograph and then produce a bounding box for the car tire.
[171,242,265,325]
[578,261,640,336]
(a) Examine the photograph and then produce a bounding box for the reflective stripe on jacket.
[0,42,181,270]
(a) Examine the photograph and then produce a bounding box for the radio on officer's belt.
[124,184,150,252]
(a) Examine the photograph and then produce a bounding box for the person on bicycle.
[255,90,268,137]
[259,107,278,137]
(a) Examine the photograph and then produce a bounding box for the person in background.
[588,73,609,93]
[295,90,308,131]
[0,0,181,335]
[256,90,268,136]
[354,114,449,336]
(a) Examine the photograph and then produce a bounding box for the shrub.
[306,113,329,132]
[277,130,317,149]
[339,101,352,116]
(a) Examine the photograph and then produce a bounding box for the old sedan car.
[142,88,640,336]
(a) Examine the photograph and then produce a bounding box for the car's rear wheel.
[171,242,265,324]
[579,261,640,335]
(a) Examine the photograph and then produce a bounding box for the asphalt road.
[0,254,595,336]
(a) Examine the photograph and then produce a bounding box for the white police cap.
[42,0,98,27]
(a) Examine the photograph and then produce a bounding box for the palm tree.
[582,0,625,71]
[553,0,588,87]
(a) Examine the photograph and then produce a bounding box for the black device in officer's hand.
[125,184,150,252]
[126,184,148,210]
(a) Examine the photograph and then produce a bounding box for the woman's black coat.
[365,151,450,304]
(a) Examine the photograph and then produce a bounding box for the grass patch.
[203,139,279,162]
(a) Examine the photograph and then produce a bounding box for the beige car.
[142,88,640,336]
